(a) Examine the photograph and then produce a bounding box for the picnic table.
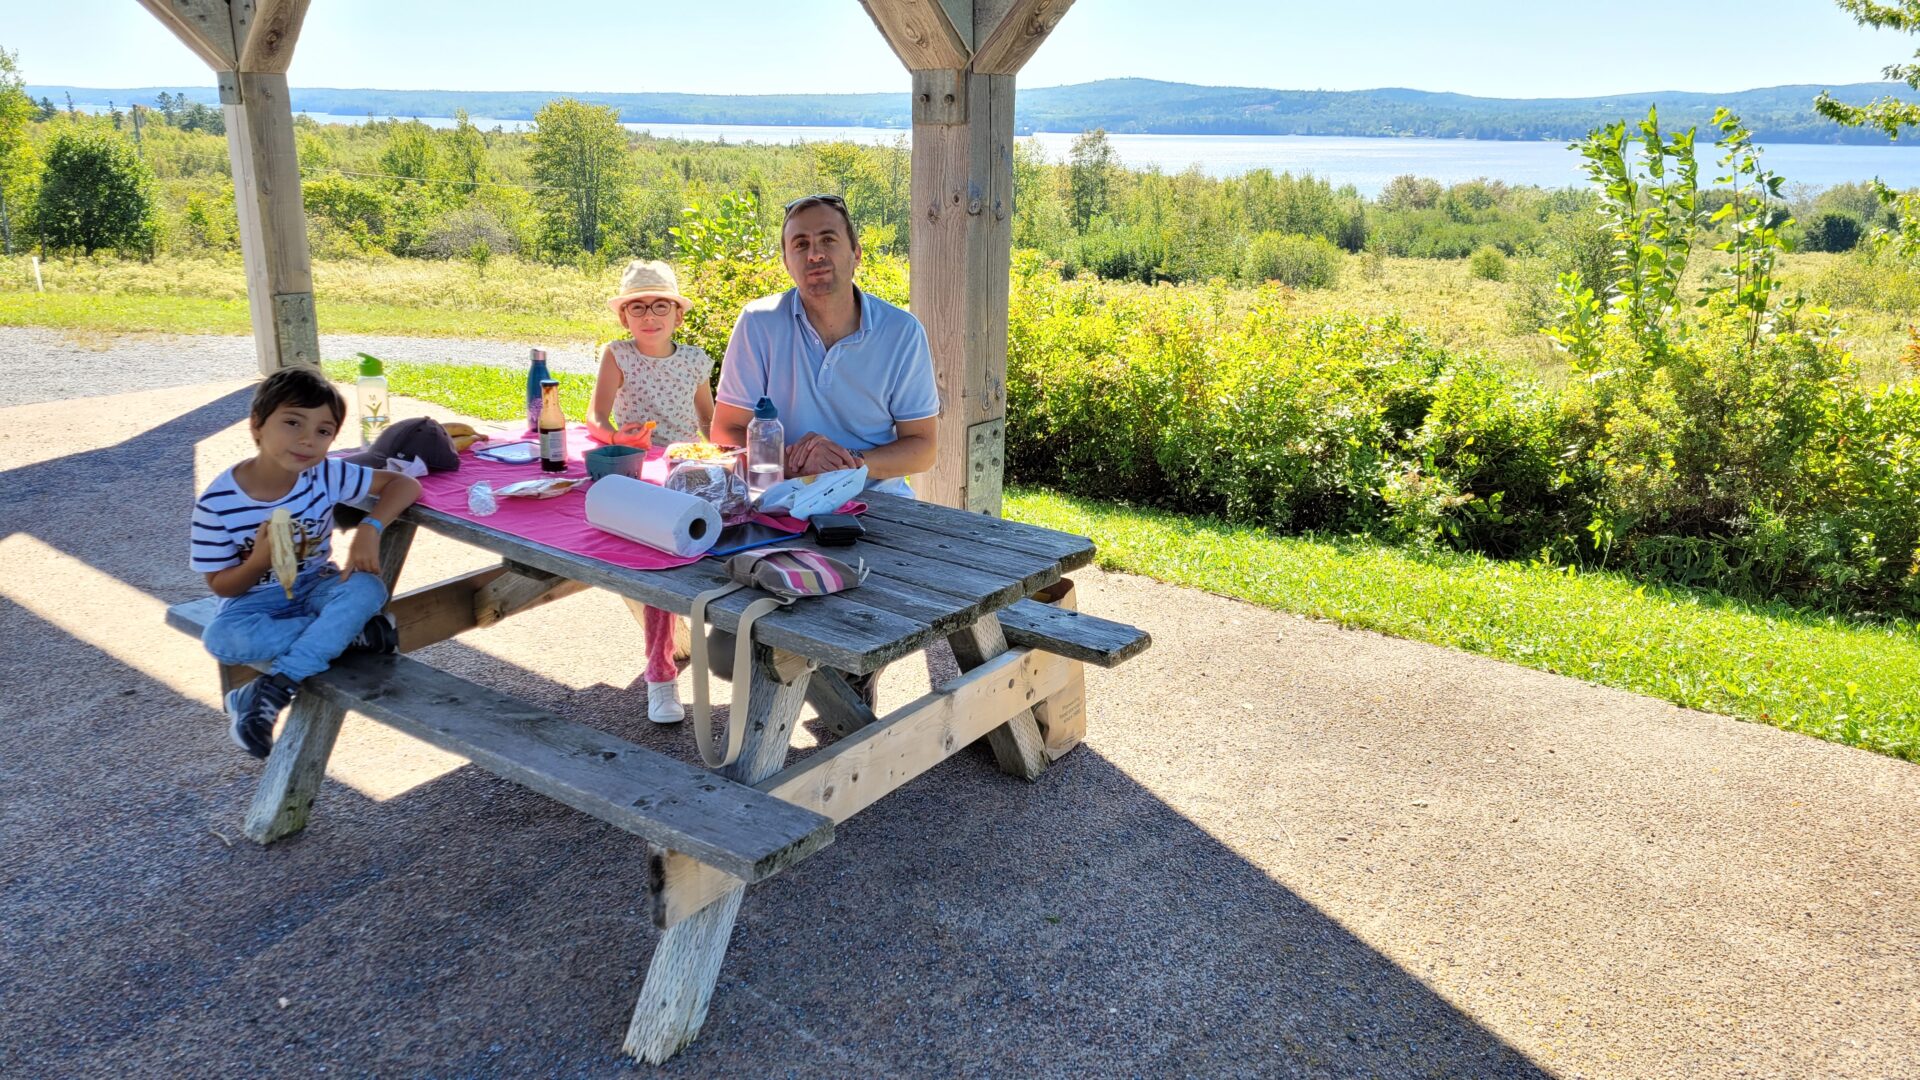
[166,488,1149,1063]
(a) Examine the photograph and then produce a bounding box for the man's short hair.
[251,366,346,429]
[783,194,860,252]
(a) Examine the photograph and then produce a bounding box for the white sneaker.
[646,680,684,725]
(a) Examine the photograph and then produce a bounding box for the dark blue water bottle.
[525,348,550,434]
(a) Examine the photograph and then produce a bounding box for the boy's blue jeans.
[201,567,388,683]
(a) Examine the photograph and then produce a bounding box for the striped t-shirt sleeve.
[190,473,249,574]
[322,458,375,507]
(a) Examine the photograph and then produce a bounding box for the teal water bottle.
[525,348,551,434]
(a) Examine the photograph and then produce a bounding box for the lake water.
[291,112,1920,196]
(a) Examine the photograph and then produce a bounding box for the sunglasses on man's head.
[783,193,848,218]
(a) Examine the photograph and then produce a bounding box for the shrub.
[1469,245,1508,282]
[35,123,157,255]
[1800,210,1864,253]
[420,204,514,259]
[1071,224,1168,283]
[1239,232,1341,289]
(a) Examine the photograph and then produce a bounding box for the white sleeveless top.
[608,339,711,447]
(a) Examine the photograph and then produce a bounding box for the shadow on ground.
[0,385,1547,1075]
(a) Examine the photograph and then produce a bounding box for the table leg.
[625,642,812,1063]
[239,519,416,845]
[806,668,879,738]
[947,613,1049,781]
[243,691,348,843]
[377,518,418,595]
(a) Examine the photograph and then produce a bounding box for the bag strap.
[687,583,793,768]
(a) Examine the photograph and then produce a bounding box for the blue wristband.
[364,517,385,534]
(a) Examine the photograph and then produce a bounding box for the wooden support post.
[375,518,416,594]
[625,644,811,1064]
[910,68,1015,515]
[946,613,1048,779]
[243,691,347,843]
[139,2,314,374]
[224,69,318,373]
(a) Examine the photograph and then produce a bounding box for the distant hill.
[28,78,1920,144]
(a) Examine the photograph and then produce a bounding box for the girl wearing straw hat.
[587,259,715,724]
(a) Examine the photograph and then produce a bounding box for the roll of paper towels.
[585,474,722,558]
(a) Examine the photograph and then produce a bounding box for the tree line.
[0,44,1895,290]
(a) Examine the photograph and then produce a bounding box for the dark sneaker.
[346,612,399,655]
[224,674,296,760]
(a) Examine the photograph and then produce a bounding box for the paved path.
[2,365,1916,1076]
[0,326,599,409]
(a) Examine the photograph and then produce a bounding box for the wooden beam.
[651,646,1074,927]
[225,70,319,371]
[625,646,813,1063]
[231,0,310,73]
[910,71,1015,514]
[135,0,238,70]
[472,567,588,628]
[974,0,1075,75]
[860,0,971,70]
[947,612,1049,778]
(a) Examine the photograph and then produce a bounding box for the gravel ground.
[0,326,599,409]
[3,373,1917,1078]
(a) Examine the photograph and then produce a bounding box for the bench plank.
[998,597,1151,668]
[168,600,833,881]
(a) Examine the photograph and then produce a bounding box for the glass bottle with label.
[538,378,566,472]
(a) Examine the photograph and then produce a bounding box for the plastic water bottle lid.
[357,353,383,377]
[753,396,779,421]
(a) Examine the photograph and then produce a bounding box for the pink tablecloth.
[415,425,848,572]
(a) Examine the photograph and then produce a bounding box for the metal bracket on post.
[271,292,320,369]
[217,71,243,105]
[965,418,1005,516]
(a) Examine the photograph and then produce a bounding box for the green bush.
[1070,225,1169,284]
[1801,211,1864,253]
[35,122,157,255]
[1469,245,1508,281]
[1238,232,1341,289]
[1005,259,1576,548]
[1003,235,1917,617]
[1809,249,1920,313]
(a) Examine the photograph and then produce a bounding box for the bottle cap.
[541,378,559,389]
[357,353,383,377]
[529,348,547,363]
[753,396,779,421]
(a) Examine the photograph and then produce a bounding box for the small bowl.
[585,444,646,481]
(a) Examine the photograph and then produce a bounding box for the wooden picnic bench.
[165,490,1149,1063]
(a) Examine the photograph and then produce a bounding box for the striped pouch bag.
[689,548,868,767]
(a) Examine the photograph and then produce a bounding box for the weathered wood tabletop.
[401,490,1098,673]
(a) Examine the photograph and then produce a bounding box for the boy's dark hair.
[250,366,346,429]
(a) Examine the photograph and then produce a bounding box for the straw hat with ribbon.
[606,259,692,315]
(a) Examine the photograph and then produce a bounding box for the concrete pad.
[1,381,1915,1078]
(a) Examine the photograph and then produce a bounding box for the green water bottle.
[356,353,389,448]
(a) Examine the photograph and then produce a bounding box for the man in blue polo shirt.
[712,194,939,497]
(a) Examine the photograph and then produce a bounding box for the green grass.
[0,291,604,343]
[319,359,596,420]
[1005,487,1920,762]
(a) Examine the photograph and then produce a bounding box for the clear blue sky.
[5,0,1910,98]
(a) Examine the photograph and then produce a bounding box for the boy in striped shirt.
[191,367,422,759]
